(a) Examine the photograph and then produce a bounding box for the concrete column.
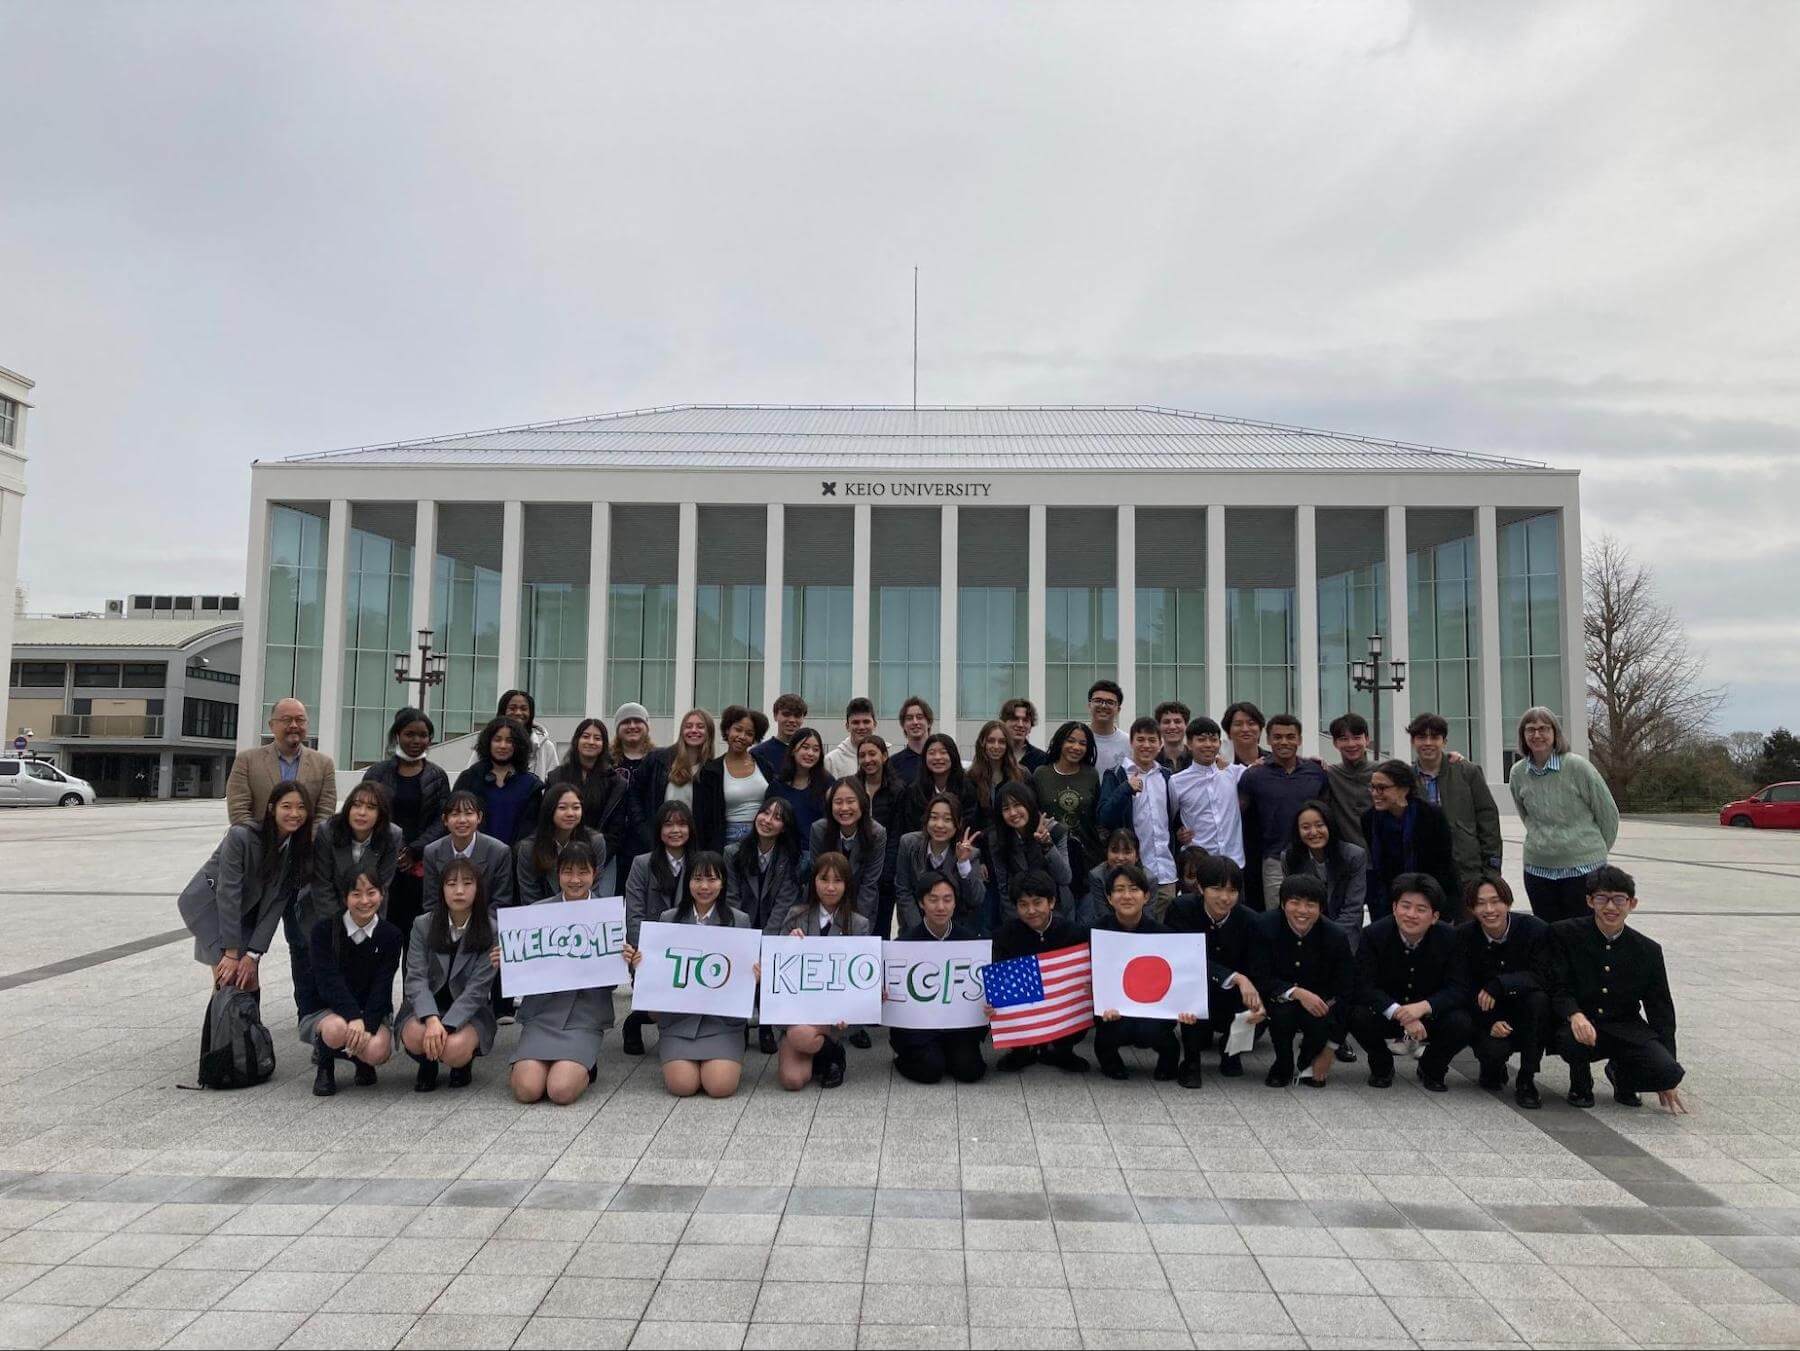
[157,749,175,800]
[938,506,958,729]
[408,499,437,716]
[1295,505,1320,755]
[497,500,524,695]
[1027,505,1047,730]
[315,499,351,760]
[673,502,698,716]
[235,495,270,749]
[1206,504,1227,716]
[1383,505,1411,757]
[1116,505,1137,720]
[1558,502,1587,756]
[1476,505,1505,779]
[851,504,872,698]
[0,490,23,744]
[762,505,785,711]
[585,502,610,717]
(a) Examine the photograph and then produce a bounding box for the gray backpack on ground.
[196,986,276,1088]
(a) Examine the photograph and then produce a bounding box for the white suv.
[0,758,96,807]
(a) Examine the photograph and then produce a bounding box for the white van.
[0,758,96,807]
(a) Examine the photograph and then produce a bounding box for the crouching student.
[1546,865,1686,1112]
[1456,874,1550,1109]
[888,872,987,1086]
[399,857,497,1092]
[988,870,1090,1074]
[1252,873,1353,1088]
[1091,864,1194,1084]
[506,841,613,1105]
[1347,873,1472,1092]
[1167,854,1265,1086]
[1080,828,1139,927]
[775,853,870,1091]
[301,871,403,1097]
[624,850,753,1099]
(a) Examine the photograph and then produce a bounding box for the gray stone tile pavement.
[1,802,1799,1348]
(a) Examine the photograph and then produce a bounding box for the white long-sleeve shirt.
[1169,760,1247,866]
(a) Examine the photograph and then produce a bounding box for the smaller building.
[7,616,243,798]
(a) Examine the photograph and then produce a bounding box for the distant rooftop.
[280,404,1553,473]
[12,618,240,650]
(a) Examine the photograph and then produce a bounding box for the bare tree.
[1584,534,1726,806]
[1724,731,1766,776]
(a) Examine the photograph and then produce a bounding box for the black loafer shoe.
[1100,1062,1129,1081]
[1177,1062,1203,1090]
[1218,1054,1244,1078]
[1153,1059,1179,1082]
[313,1058,337,1097]
[1567,1087,1596,1109]
[1264,1067,1294,1088]
[353,1062,378,1088]
[997,1047,1037,1072]
[1418,1073,1448,1093]
[1368,1070,1394,1089]
[848,1028,872,1050]
[758,1026,779,1055]
[413,1062,439,1093]
[1334,1044,1358,1064]
[1604,1061,1642,1107]
[1514,1079,1542,1110]
[820,1057,845,1089]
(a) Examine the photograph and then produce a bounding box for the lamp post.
[1351,631,1407,761]
[393,629,448,717]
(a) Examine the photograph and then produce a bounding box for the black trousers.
[1347,1005,1474,1078]
[1266,1001,1339,1075]
[1473,990,1551,1077]
[281,898,318,1026]
[1523,871,1592,924]
[389,871,425,977]
[1179,983,1247,1060]
[891,1030,986,1085]
[1095,1017,1179,1070]
[1553,1023,1685,1094]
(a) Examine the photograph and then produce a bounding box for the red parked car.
[1720,783,1800,829]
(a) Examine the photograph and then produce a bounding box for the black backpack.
[196,986,276,1088]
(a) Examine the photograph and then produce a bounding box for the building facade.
[9,617,243,798]
[240,405,1583,785]
[0,365,33,746]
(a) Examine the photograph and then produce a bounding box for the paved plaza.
[1,801,1798,1350]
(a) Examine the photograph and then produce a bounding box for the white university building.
[238,405,1582,786]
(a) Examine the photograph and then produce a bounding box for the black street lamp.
[1351,631,1407,760]
[393,629,449,716]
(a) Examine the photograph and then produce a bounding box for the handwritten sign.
[880,940,992,1029]
[1090,930,1208,1021]
[630,920,760,1019]
[496,896,629,998]
[758,936,884,1027]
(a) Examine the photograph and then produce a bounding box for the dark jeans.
[1265,1000,1339,1076]
[1347,1005,1474,1078]
[1523,870,1594,924]
[1473,990,1551,1077]
[891,1029,987,1085]
[1095,1017,1179,1071]
[1553,1023,1685,1094]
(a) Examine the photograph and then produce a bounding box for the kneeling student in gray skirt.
[302,870,403,1097]
[623,850,755,1100]
[506,840,613,1106]
[399,856,498,1093]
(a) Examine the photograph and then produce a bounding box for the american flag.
[983,944,1093,1048]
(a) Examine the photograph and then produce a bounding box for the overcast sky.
[4,1,1796,733]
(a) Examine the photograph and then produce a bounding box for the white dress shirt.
[1169,760,1246,866]
[343,911,379,944]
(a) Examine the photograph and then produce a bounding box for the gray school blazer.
[514,828,608,904]
[400,913,499,1053]
[622,851,684,947]
[649,902,754,1042]
[422,833,516,912]
[308,820,403,928]
[773,902,873,938]
[723,839,804,935]
[893,831,985,933]
[806,818,889,925]
[178,824,295,965]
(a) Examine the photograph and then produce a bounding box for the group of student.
[181,680,1677,1114]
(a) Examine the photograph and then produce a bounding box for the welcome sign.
[759,936,884,1026]
[880,940,992,1029]
[496,896,630,998]
[630,921,761,1019]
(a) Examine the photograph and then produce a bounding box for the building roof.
[12,618,241,651]
[281,404,1552,473]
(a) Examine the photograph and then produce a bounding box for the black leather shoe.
[997,1047,1037,1072]
[1177,1061,1203,1090]
[1567,1087,1596,1109]
[622,1011,646,1056]
[1264,1066,1294,1088]
[1418,1073,1448,1093]
[1367,1070,1394,1089]
[820,1044,846,1089]
[1153,1056,1179,1082]
[848,1028,872,1050]
[353,1062,378,1088]
[1604,1062,1642,1107]
[758,1026,778,1055]
[1334,1044,1359,1064]
[413,1061,439,1093]
[313,1056,337,1097]
[1044,1048,1090,1074]
[1478,1065,1507,1091]
[1218,1054,1243,1078]
[448,1065,473,1088]
[1514,1078,1542,1110]
[1100,1061,1129,1081]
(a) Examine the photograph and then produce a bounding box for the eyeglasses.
[1591,892,1633,908]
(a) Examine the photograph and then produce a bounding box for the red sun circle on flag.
[1121,955,1173,1004]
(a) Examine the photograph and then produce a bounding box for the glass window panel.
[1529,574,1562,652]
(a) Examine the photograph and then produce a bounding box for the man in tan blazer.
[227,698,339,825]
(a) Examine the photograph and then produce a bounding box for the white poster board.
[880,940,992,1030]
[630,920,761,1019]
[1090,929,1208,1021]
[496,896,629,998]
[759,935,884,1027]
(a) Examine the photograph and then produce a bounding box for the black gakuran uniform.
[1250,910,1354,1082]
[1090,912,1180,1077]
[1167,895,1260,1066]
[1347,917,1472,1082]
[1545,917,1683,1098]
[1454,911,1552,1083]
[889,920,988,1085]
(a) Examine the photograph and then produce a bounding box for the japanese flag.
[1090,930,1209,1021]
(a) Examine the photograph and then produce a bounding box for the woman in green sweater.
[1507,706,1620,922]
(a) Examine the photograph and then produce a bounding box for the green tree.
[1757,727,1800,784]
